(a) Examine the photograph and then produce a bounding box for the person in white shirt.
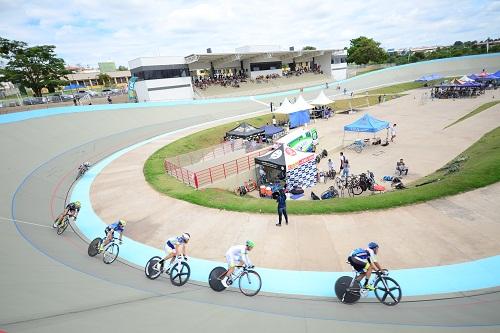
[390,124,397,142]
[221,240,255,287]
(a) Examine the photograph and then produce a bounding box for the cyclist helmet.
[74,201,81,208]
[246,240,255,248]
[84,161,91,167]
[119,219,127,226]
[182,232,190,242]
[368,241,379,250]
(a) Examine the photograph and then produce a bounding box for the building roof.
[65,70,131,80]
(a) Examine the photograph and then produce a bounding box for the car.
[101,88,121,96]
[23,97,48,105]
[77,90,98,97]
[52,93,74,102]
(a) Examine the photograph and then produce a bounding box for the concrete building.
[65,70,131,89]
[129,47,347,102]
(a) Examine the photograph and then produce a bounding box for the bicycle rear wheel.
[374,277,402,306]
[57,217,69,235]
[103,243,119,264]
[144,256,162,280]
[239,270,262,296]
[88,237,102,257]
[208,266,227,292]
[335,276,361,304]
[170,262,191,286]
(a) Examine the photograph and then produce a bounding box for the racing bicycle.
[54,215,74,235]
[208,265,262,296]
[144,255,191,286]
[88,236,120,264]
[334,268,402,306]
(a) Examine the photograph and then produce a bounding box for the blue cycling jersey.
[108,222,124,232]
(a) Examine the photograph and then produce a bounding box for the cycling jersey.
[164,236,187,255]
[225,245,251,267]
[106,222,124,233]
[350,247,377,264]
[66,203,80,212]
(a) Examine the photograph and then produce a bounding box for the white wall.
[315,53,332,78]
[250,69,283,79]
[331,63,347,81]
[134,77,193,102]
[129,56,186,69]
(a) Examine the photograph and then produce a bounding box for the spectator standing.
[340,152,350,178]
[272,114,277,126]
[73,96,78,106]
[390,124,397,142]
[276,189,288,227]
[107,95,113,104]
[378,95,382,104]
[230,137,235,151]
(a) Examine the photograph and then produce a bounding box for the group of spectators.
[193,74,247,90]
[310,105,333,119]
[283,65,323,77]
[431,86,485,99]
[255,73,280,82]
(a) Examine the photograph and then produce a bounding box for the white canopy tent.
[293,95,314,111]
[275,97,295,114]
[310,90,334,106]
[459,75,475,83]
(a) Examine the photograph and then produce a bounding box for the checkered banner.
[286,160,317,190]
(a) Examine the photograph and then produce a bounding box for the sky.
[0,0,499,68]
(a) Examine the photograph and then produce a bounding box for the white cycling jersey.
[225,245,251,266]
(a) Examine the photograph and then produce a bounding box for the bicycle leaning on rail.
[87,236,121,264]
[144,255,191,286]
[208,265,262,296]
[334,268,402,306]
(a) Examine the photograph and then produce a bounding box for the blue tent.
[64,83,85,90]
[344,114,390,133]
[260,125,284,139]
[415,73,443,82]
[289,110,310,128]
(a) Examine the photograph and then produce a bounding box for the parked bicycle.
[208,265,262,296]
[334,269,402,306]
[87,236,120,264]
[144,255,191,286]
[55,215,73,235]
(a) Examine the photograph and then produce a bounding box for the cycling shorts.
[226,254,240,268]
[348,256,370,273]
[164,241,176,255]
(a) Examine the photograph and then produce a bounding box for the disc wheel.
[374,277,402,306]
[144,256,162,280]
[239,270,262,296]
[103,243,119,264]
[170,262,191,286]
[57,217,69,235]
[88,237,102,257]
[208,266,227,292]
[335,276,361,304]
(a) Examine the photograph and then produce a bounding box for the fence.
[165,147,272,189]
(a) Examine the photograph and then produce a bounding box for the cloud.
[0,0,498,67]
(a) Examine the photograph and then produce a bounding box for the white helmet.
[182,232,190,242]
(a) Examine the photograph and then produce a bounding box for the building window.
[131,64,190,81]
[250,61,282,71]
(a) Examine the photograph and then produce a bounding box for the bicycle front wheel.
[374,276,402,306]
[170,262,191,286]
[239,270,262,296]
[103,243,119,264]
[57,217,69,235]
[88,238,102,257]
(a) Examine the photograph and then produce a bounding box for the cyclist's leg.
[101,229,113,250]
[363,263,373,287]
[158,242,176,268]
[54,209,69,226]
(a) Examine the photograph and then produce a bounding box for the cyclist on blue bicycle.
[221,240,255,287]
[154,233,190,272]
[100,219,126,251]
[347,242,385,291]
[53,201,81,228]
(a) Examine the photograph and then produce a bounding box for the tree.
[0,37,69,96]
[347,36,387,65]
[302,46,317,50]
[98,73,112,87]
[117,65,128,71]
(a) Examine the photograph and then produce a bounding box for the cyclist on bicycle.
[154,233,190,271]
[53,201,81,228]
[78,161,91,174]
[347,242,384,291]
[100,219,126,251]
[221,240,255,287]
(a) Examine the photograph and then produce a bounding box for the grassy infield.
[144,83,500,214]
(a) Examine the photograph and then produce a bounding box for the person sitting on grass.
[396,158,408,176]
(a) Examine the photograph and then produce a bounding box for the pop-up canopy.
[344,113,390,133]
[275,97,294,114]
[226,122,264,139]
[275,96,311,128]
[310,90,334,106]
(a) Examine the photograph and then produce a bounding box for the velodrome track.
[1,54,500,332]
